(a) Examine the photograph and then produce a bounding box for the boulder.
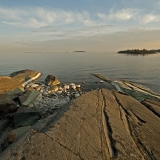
[8,126,31,143]
[10,69,42,86]
[14,107,41,128]
[0,94,19,115]
[7,88,24,99]
[0,77,24,99]
[0,70,42,99]
[45,75,60,86]
[19,89,41,106]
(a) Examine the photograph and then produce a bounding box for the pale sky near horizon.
[0,0,160,53]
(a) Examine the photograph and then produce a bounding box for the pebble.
[56,90,63,95]
[99,80,104,83]
[70,83,75,86]
[64,85,70,90]
[76,84,81,88]
[58,87,63,91]
[71,85,76,90]
[74,93,80,98]
[31,84,39,88]
[20,79,85,117]
[43,91,48,96]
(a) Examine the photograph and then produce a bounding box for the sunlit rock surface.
[0,69,42,98]
[0,88,159,160]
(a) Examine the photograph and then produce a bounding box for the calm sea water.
[0,52,160,93]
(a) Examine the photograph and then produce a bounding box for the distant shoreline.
[118,49,160,55]
[74,51,85,52]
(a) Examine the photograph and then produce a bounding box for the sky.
[0,0,160,53]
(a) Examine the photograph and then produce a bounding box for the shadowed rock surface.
[0,88,159,160]
[0,94,19,115]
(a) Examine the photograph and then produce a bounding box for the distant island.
[118,49,160,55]
[74,51,85,52]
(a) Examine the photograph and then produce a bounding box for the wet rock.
[14,107,41,128]
[0,94,19,115]
[45,75,60,86]
[19,89,41,106]
[7,126,31,143]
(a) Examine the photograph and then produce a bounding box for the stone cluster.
[0,70,84,153]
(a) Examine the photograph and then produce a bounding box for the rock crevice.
[0,88,160,160]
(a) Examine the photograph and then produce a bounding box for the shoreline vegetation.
[118,49,160,55]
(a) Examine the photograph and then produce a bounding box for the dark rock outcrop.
[0,88,159,160]
[0,94,19,115]
[13,107,41,128]
[0,118,12,132]
[45,75,60,86]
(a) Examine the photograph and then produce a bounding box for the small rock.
[35,86,41,91]
[76,84,81,88]
[74,93,80,98]
[43,91,48,96]
[64,85,70,90]
[8,126,31,143]
[70,83,75,86]
[56,90,63,95]
[48,86,58,93]
[58,87,63,91]
[45,75,60,86]
[99,80,104,83]
[71,85,76,90]
[31,84,39,88]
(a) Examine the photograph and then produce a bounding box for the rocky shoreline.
[0,70,87,153]
[0,69,160,159]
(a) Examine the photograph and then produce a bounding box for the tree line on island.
[118,49,160,55]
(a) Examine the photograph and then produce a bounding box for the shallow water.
[0,52,159,93]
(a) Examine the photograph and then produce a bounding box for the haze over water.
[0,52,159,93]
